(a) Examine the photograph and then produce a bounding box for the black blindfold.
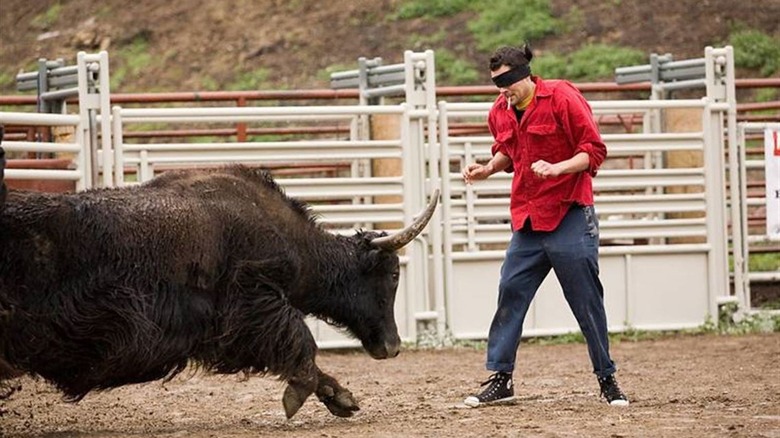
[491,64,531,88]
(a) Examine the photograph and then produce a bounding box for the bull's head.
[333,190,439,360]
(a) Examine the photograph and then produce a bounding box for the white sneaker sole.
[609,399,630,407]
[463,395,516,408]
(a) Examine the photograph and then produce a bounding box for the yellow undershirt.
[515,90,534,110]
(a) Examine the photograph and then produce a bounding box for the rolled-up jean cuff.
[594,366,617,378]
[486,361,515,373]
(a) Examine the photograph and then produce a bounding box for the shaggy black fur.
[0,165,403,417]
[0,125,6,207]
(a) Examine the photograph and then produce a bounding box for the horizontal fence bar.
[122,140,400,151]
[123,151,400,163]
[0,111,80,126]
[40,87,79,101]
[117,105,405,118]
[4,168,81,181]
[2,141,82,154]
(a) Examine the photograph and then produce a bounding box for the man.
[461,45,628,407]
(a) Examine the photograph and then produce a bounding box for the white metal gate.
[108,103,437,347]
[437,98,730,339]
[732,122,780,311]
[1,47,747,347]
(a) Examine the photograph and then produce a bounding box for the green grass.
[394,0,646,84]
[435,49,480,85]
[754,87,779,103]
[227,69,271,91]
[749,253,780,272]
[393,0,472,19]
[468,0,561,52]
[317,62,358,83]
[394,0,562,52]
[111,35,154,91]
[31,2,62,29]
[0,71,13,93]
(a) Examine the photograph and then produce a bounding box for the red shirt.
[489,76,607,232]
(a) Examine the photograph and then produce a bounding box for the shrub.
[730,29,780,76]
[435,50,480,85]
[468,0,560,51]
[533,44,646,81]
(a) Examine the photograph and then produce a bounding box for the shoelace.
[480,372,508,387]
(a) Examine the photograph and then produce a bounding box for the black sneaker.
[598,374,629,406]
[463,372,515,407]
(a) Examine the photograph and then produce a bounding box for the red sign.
[775,130,780,156]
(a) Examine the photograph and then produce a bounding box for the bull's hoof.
[282,383,310,419]
[317,384,360,417]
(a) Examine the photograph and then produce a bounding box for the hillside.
[1,0,779,94]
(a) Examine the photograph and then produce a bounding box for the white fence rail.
[0,97,736,345]
[0,112,86,190]
[1,46,753,347]
[109,103,433,348]
[438,98,729,340]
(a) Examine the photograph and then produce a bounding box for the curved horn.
[371,189,440,251]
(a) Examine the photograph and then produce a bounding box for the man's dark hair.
[489,44,534,72]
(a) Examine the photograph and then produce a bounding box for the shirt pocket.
[526,124,568,163]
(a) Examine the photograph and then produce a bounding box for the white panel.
[629,253,709,327]
[448,258,501,339]
[599,255,629,329]
[395,264,412,342]
[449,256,633,338]
[308,318,358,347]
[525,273,578,333]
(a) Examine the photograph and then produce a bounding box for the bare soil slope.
[1,0,779,92]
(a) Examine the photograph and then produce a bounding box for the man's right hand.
[462,163,493,185]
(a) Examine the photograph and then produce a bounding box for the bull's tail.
[0,125,6,209]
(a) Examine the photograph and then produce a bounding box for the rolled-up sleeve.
[557,85,607,176]
[488,105,515,173]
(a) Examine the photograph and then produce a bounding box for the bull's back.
[0,166,313,295]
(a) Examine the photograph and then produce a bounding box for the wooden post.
[370,113,403,230]
[664,107,705,244]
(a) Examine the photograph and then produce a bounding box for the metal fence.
[1,46,774,346]
[438,98,730,339]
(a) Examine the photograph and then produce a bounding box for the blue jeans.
[485,205,617,378]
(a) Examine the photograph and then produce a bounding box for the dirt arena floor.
[1,332,778,438]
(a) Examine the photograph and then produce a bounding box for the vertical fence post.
[236,96,247,142]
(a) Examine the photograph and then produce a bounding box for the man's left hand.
[530,160,560,179]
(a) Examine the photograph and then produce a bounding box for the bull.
[0,163,438,419]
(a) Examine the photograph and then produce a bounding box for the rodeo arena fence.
[0,46,778,348]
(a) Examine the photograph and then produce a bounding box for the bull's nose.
[385,341,400,358]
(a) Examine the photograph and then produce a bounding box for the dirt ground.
[1,333,778,438]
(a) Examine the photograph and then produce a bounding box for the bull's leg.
[281,359,318,419]
[221,262,324,419]
[315,368,359,417]
[282,364,360,418]
[223,261,358,418]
